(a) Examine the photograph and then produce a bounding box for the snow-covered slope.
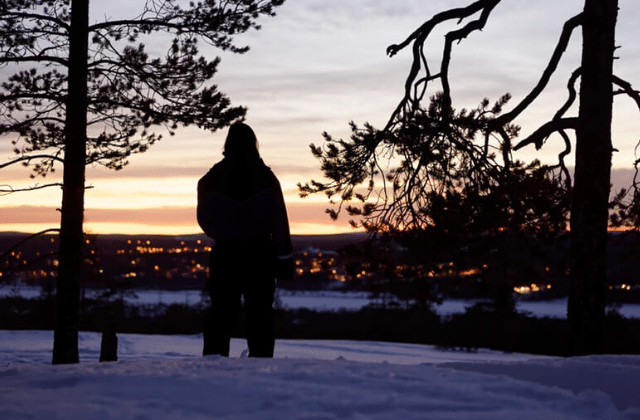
[1,330,639,419]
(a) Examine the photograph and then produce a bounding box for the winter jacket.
[197,157,292,261]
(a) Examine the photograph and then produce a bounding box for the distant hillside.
[291,232,368,252]
[0,231,369,254]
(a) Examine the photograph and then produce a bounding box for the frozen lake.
[3,286,640,319]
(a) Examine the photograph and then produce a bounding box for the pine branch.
[0,11,70,31]
[0,55,68,66]
[0,154,64,170]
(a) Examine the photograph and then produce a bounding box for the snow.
[5,286,640,318]
[277,290,372,311]
[1,330,639,419]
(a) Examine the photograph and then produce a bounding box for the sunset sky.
[2,0,639,235]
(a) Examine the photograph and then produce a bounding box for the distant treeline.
[2,295,640,356]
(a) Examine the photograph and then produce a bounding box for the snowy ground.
[1,330,639,419]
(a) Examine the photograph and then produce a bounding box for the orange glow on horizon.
[0,198,360,236]
[0,220,359,236]
[3,218,638,237]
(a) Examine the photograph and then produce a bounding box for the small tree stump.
[99,328,118,362]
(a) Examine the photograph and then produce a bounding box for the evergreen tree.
[300,0,639,354]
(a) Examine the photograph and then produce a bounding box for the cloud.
[85,165,206,180]
[3,0,640,236]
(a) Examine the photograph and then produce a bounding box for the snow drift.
[1,330,639,419]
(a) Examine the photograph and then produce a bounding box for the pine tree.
[300,0,639,354]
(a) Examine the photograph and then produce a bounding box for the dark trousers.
[203,239,276,357]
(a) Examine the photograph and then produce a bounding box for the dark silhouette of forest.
[2,231,640,356]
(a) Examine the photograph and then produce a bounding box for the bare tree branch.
[513,117,578,151]
[554,68,581,121]
[0,183,63,195]
[440,2,499,105]
[546,129,573,187]
[385,0,501,131]
[386,0,498,58]
[613,75,640,111]
[492,13,583,128]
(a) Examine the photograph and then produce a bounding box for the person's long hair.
[221,122,265,200]
[223,122,260,161]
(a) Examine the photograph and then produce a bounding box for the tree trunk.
[52,0,90,365]
[567,0,618,355]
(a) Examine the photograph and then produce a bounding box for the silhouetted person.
[197,122,293,357]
